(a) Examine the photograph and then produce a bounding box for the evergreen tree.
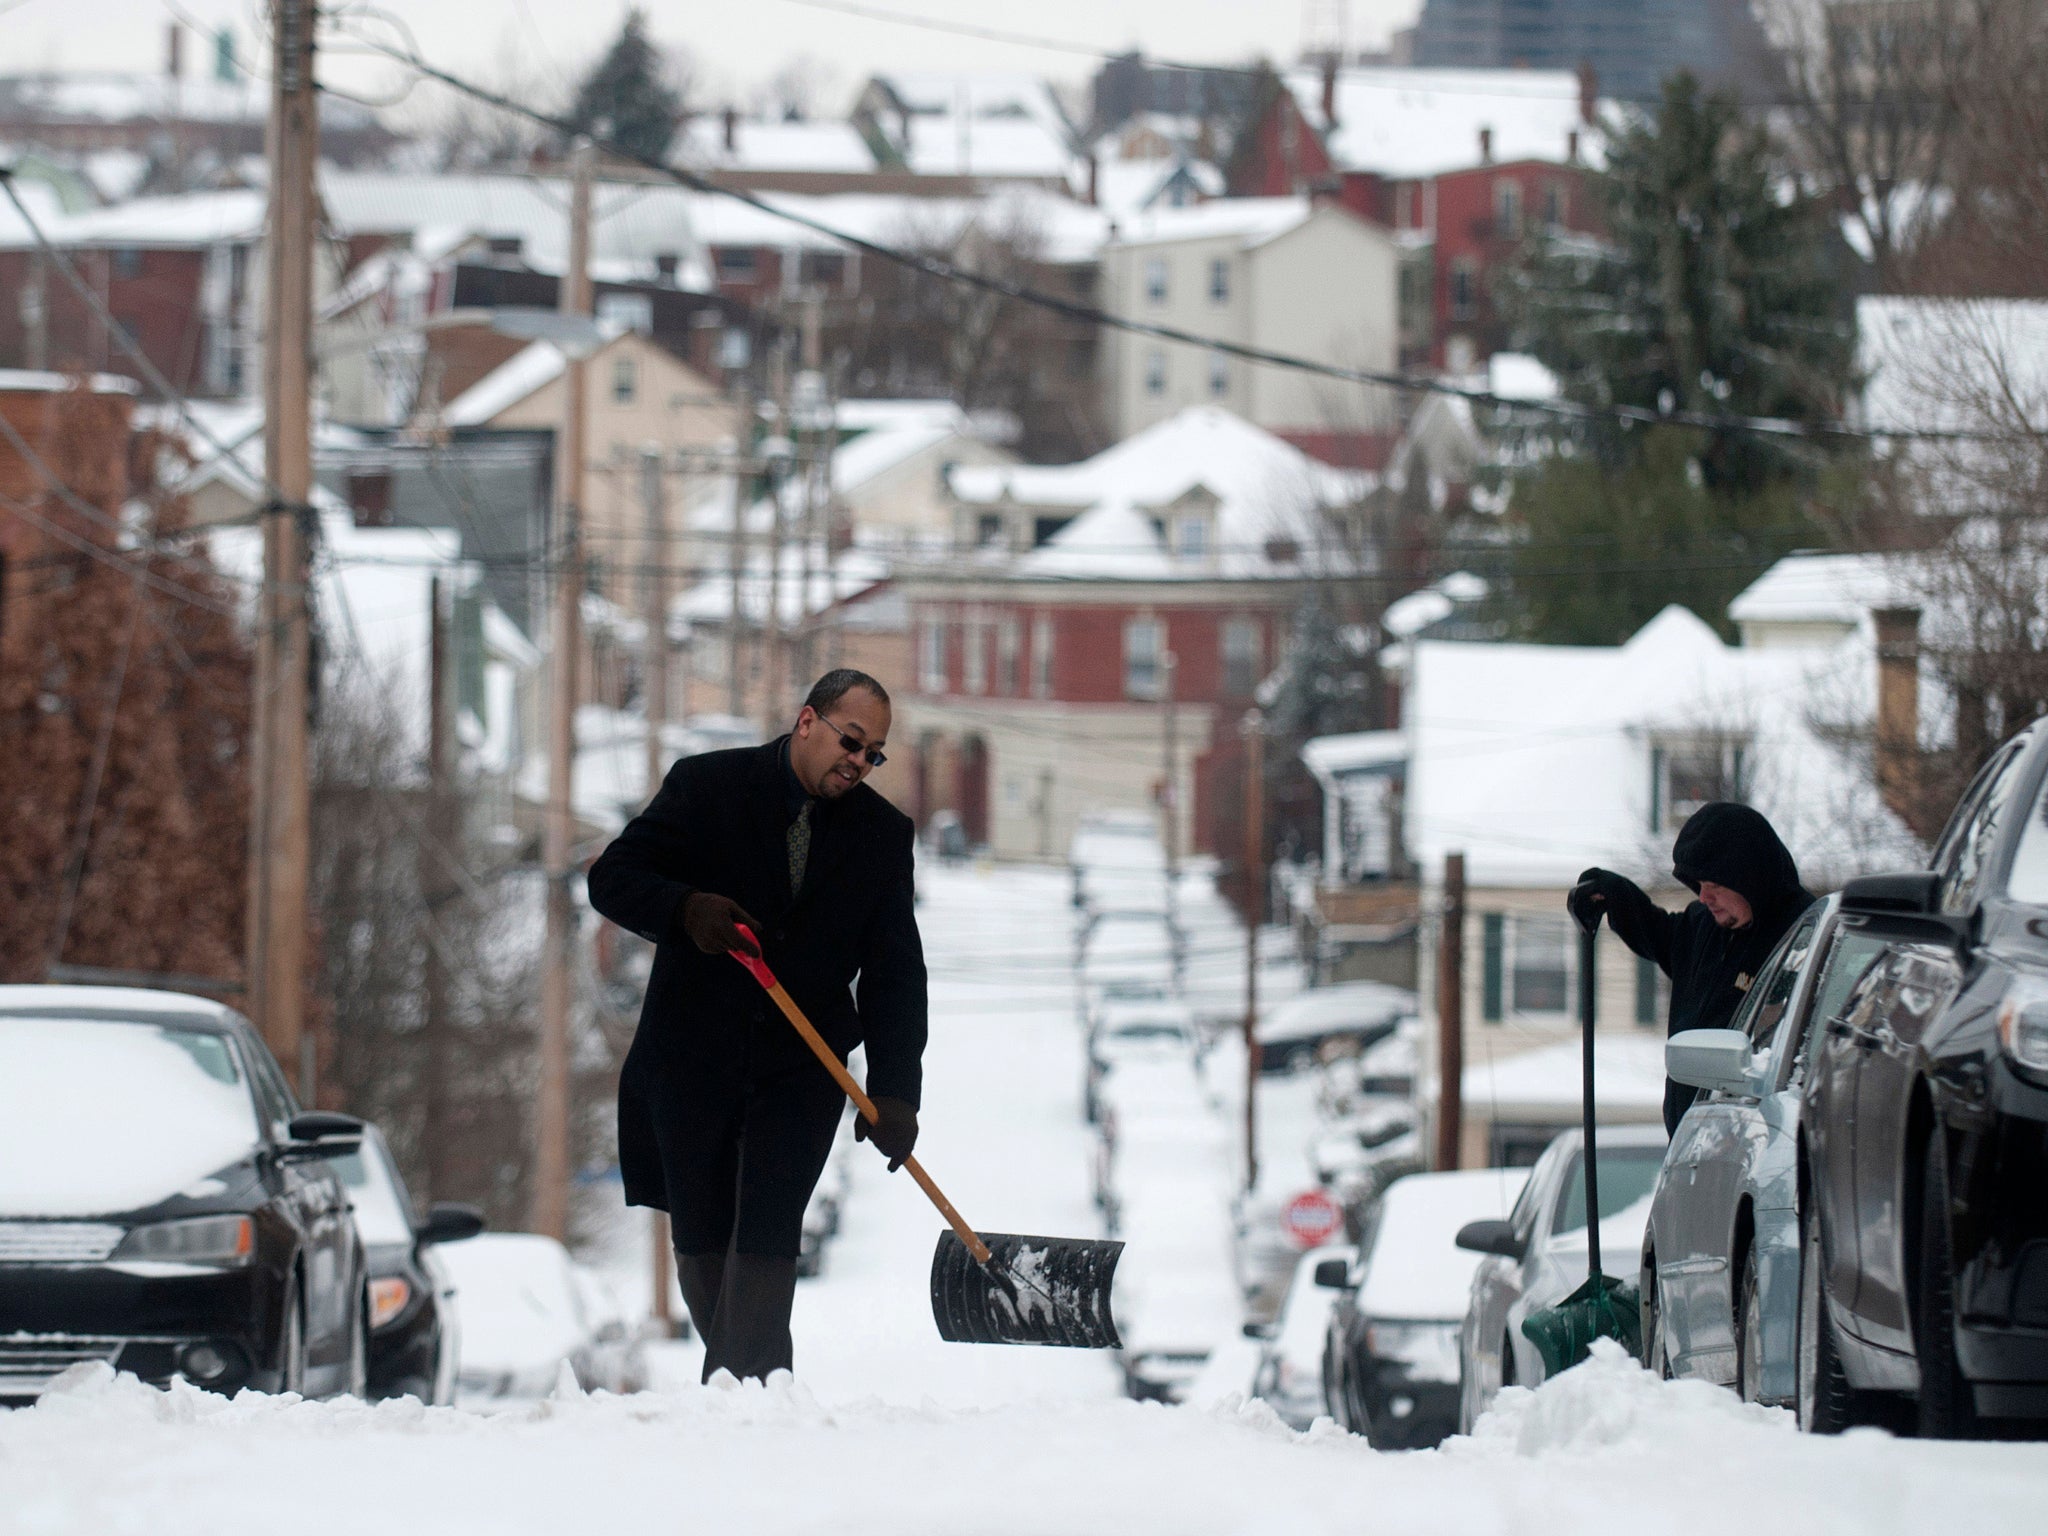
[565,7,684,161]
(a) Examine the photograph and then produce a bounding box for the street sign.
[1281,1188,1344,1249]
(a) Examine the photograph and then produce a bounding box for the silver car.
[1640,895,1875,1404]
[1456,1123,1667,1432]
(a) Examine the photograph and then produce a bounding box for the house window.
[1144,257,1169,303]
[1030,613,1054,697]
[1495,178,1522,238]
[1144,349,1167,396]
[1208,354,1229,397]
[974,512,1004,547]
[1636,954,1667,1027]
[996,616,1020,695]
[1124,617,1164,700]
[801,250,846,286]
[1222,617,1261,697]
[110,247,143,280]
[1651,737,1750,832]
[598,292,653,334]
[964,620,988,695]
[919,619,948,692]
[1482,912,1572,1021]
[714,246,759,279]
[1542,181,1564,227]
[1209,257,1230,302]
[1449,257,1478,321]
[611,356,638,404]
[1173,515,1209,560]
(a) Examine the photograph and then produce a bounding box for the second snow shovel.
[1520,905,1642,1375]
[727,929,1124,1349]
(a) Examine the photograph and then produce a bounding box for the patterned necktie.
[786,800,813,895]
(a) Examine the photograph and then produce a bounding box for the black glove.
[678,892,762,958]
[1567,867,1621,934]
[855,1096,918,1172]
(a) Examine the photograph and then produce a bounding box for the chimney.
[1577,60,1599,126]
[1478,126,1493,164]
[1567,128,1580,164]
[166,21,183,78]
[1873,606,1923,831]
[1320,56,1338,130]
[1086,152,1099,207]
[722,106,739,155]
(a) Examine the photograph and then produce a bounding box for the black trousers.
[656,1060,845,1259]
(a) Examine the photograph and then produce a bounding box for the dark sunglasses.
[815,712,887,768]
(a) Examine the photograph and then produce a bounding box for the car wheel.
[277,1275,306,1396]
[1916,1136,1980,1440]
[1736,1246,1764,1405]
[1797,1202,1862,1433]
[1645,1278,1674,1380]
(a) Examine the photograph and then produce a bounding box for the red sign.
[1281,1189,1344,1249]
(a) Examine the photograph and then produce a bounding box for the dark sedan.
[0,985,369,1404]
[1800,720,2048,1438]
[331,1125,483,1404]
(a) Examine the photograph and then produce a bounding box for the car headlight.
[370,1276,413,1329]
[114,1214,253,1266]
[1997,977,2048,1076]
[1365,1321,1460,1380]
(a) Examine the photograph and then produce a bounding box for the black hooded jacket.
[1582,803,1814,1131]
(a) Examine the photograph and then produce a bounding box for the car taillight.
[369,1276,413,1329]
[1997,978,2048,1076]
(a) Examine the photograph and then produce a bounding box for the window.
[1144,257,1169,303]
[714,246,758,278]
[974,512,1004,547]
[597,292,653,334]
[2010,767,2048,905]
[1482,912,1571,1021]
[1208,354,1229,397]
[1651,737,1749,832]
[996,616,1020,695]
[1209,257,1230,302]
[1932,740,2029,912]
[1793,931,1890,1090]
[1031,613,1055,697]
[1222,616,1261,697]
[1144,349,1167,396]
[919,619,948,692]
[1542,181,1564,227]
[1124,617,1164,700]
[611,356,638,404]
[1494,178,1522,237]
[801,251,846,286]
[964,620,988,695]
[110,247,144,280]
[1449,258,1478,321]
[1172,515,1209,560]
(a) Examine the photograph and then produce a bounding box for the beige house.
[1098,199,1401,441]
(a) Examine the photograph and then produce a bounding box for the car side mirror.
[1312,1257,1351,1288]
[1242,1320,1276,1341]
[1454,1219,1523,1259]
[277,1111,364,1160]
[1840,872,1974,949]
[417,1202,486,1246]
[1666,1029,1763,1095]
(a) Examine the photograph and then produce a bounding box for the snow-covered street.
[7,860,2048,1535]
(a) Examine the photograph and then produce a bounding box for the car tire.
[1797,1202,1863,1434]
[1736,1246,1764,1405]
[1916,1136,1980,1441]
[277,1275,306,1396]
[1645,1277,1674,1380]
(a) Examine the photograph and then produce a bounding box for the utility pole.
[795,290,823,689]
[1434,852,1467,1172]
[638,443,676,1334]
[422,576,456,1201]
[534,139,594,1242]
[1160,650,1179,869]
[248,0,317,1096]
[760,331,792,734]
[1240,707,1264,1193]
[725,380,754,719]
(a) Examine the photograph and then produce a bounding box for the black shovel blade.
[930,1231,1125,1349]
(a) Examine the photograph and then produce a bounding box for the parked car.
[0,985,370,1404]
[1070,813,1170,918]
[331,1124,484,1404]
[441,1232,619,1403]
[1799,721,2048,1438]
[1256,982,1414,1076]
[1636,896,1857,1407]
[1081,913,1180,1000]
[1458,1124,1666,1432]
[1322,1167,1528,1448]
[1249,1243,1355,1429]
[1085,998,1200,1122]
[569,1263,649,1393]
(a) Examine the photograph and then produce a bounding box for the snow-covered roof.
[673,542,892,631]
[677,115,876,175]
[1106,196,1313,250]
[0,187,264,249]
[0,70,375,130]
[442,339,568,427]
[1727,551,1917,632]
[0,368,139,396]
[1087,157,1224,222]
[1301,729,1406,779]
[1401,604,1923,889]
[1282,65,1605,180]
[866,71,1078,182]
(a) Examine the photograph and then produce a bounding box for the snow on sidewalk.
[7,1343,2046,1536]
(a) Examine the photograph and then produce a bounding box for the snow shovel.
[1519,906,1642,1376]
[727,929,1124,1349]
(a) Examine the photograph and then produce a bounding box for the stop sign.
[1281,1188,1345,1249]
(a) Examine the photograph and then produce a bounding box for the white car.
[1085,998,1200,1121]
[1454,1125,1667,1433]
[442,1233,624,1403]
[1080,913,1180,999]
[1250,1243,1355,1429]
[1256,982,1415,1075]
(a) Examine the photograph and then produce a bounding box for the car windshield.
[1108,1022,1187,1041]
[2009,773,2048,906]
[0,1014,260,1218]
[333,1139,416,1246]
[1551,1147,1665,1235]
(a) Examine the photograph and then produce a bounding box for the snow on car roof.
[0,983,235,1024]
[437,1232,588,1373]
[1358,1167,1530,1321]
[1257,981,1416,1043]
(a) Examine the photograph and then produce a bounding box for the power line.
[332,26,1980,449]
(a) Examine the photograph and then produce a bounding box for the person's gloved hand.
[1567,867,1624,933]
[679,892,762,957]
[855,1097,918,1172]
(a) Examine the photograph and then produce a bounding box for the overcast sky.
[13,0,1424,121]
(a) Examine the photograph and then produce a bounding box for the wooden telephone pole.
[248,0,317,1095]
[639,442,677,1333]
[1434,852,1467,1172]
[533,140,594,1242]
[1241,708,1264,1193]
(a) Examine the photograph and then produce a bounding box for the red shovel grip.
[728,923,776,988]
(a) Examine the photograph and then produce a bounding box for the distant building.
[851,72,1080,188]
[1409,0,1781,105]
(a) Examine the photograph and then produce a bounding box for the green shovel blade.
[1520,1272,1643,1378]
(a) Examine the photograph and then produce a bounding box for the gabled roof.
[441,322,642,427]
[1280,65,1603,180]
[1105,196,1315,250]
[0,187,264,250]
[862,71,1078,181]
[677,115,877,174]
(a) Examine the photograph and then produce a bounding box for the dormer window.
[1172,514,1209,560]
[1650,735,1750,832]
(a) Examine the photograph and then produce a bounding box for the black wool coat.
[1590,802,1815,1132]
[585,737,928,1213]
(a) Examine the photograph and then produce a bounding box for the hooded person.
[1568,803,1815,1133]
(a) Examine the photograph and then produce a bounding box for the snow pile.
[1465,1339,1785,1457]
